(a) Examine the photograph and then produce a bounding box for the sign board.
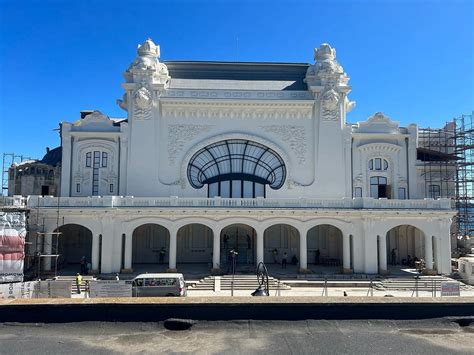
[0,212,26,283]
[88,280,132,298]
[441,282,460,296]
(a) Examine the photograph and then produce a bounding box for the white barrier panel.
[0,281,38,299]
[0,212,26,283]
[441,282,461,296]
[36,281,72,298]
[0,280,72,299]
[89,280,132,298]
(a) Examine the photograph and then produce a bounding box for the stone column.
[168,228,177,271]
[424,234,434,272]
[343,233,352,273]
[123,233,133,271]
[91,234,100,272]
[256,228,264,264]
[298,227,308,272]
[378,235,388,274]
[212,227,221,272]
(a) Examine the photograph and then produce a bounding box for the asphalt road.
[0,318,473,354]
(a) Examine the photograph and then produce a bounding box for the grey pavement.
[0,319,473,354]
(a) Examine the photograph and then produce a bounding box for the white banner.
[0,281,38,299]
[0,212,26,283]
[0,280,72,299]
[89,280,132,298]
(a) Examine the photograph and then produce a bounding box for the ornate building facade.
[29,39,454,275]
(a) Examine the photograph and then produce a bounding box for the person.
[159,247,166,264]
[391,248,397,265]
[291,254,298,265]
[315,249,320,265]
[80,256,86,275]
[115,273,120,281]
[75,273,82,294]
[272,248,279,263]
[413,256,420,269]
[406,255,412,267]
[86,261,92,275]
[282,252,287,269]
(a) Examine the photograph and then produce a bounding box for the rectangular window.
[398,187,406,199]
[354,187,362,198]
[208,182,219,197]
[243,181,253,198]
[86,152,91,167]
[375,158,382,170]
[429,185,441,199]
[232,180,241,198]
[102,152,108,167]
[220,181,230,198]
[254,183,265,197]
[109,184,113,193]
[76,183,81,193]
[370,176,387,198]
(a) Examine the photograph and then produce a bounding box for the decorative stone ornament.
[134,86,153,120]
[321,89,340,121]
[123,38,170,87]
[304,43,349,88]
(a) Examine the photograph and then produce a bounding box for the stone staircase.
[374,276,473,292]
[53,275,96,295]
[188,275,291,291]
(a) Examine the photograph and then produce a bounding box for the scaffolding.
[454,113,474,242]
[25,195,63,279]
[419,112,474,251]
[1,152,33,196]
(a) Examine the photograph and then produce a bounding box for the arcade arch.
[220,223,256,269]
[307,224,343,269]
[55,224,93,271]
[132,224,170,268]
[263,224,300,266]
[176,223,213,264]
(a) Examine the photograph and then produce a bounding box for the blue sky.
[0,0,473,160]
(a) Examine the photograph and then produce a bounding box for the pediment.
[72,110,116,131]
[356,112,400,134]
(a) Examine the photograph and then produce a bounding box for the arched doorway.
[264,224,299,268]
[56,224,93,272]
[132,224,170,271]
[220,224,256,271]
[177,224,213,265]
[385,225,427,270]
[307,225,343,272]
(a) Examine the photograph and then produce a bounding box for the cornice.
[161,99,314,120]
[162,89,313,101]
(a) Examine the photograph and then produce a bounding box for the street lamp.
[229,249,238,296]
[252,262,269,296]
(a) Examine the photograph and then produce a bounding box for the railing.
[27,195,453,210]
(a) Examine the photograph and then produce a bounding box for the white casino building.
[30,39,455,275]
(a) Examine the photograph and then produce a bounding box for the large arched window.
[187,139,286,198]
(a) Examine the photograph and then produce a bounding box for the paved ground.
[0,318,473,354]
